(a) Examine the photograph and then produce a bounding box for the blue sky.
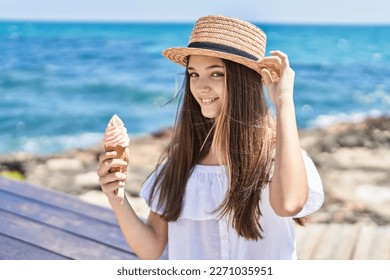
[0,0,389,24]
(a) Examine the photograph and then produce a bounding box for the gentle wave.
[0,133,103,155]
[309,110,388,128]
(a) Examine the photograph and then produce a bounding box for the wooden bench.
[0,176,137,260]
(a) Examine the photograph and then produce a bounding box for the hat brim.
[162,47,280,82]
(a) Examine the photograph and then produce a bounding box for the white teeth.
[201,98,217,103]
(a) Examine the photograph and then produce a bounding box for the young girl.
[97,15,324,260]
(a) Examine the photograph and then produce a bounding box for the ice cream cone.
[104,145,128,173]
[103,114,130,174]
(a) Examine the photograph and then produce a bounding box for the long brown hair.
[148,58,304,240]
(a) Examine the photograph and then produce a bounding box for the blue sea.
[0,21,389,155]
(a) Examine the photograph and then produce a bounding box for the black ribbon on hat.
[188,42,259,61]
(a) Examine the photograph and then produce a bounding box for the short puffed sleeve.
[294,150,324,217]
[268,149,324,218]
[139,165,165,215]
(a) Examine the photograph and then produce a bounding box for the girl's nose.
[195,77,211,94]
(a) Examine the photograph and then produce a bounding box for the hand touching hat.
[261,50,295,107]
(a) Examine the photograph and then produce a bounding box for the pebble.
[74,171,100,190]
[46,158,84,171]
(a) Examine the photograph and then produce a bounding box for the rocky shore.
[1,117,389,224]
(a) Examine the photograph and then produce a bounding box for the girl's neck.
[198,149,222,166]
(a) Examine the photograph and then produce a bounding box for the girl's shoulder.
[191,164,227,174]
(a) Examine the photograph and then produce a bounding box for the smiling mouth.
[201,97,219,104]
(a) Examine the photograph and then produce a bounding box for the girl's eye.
[212,72,225,77]
[189,72,198,78]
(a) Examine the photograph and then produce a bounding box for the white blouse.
[140,150,324,260]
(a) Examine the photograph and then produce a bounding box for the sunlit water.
[0,21,389,154]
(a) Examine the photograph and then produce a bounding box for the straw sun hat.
[163,15,279,82]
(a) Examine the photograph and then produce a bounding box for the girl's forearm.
[109,194,167,259]
[270,100,308,216]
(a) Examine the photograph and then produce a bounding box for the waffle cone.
[104,145,128,173]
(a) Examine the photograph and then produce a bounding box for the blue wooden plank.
[0,233,69,260]
[0,176,117,224]
[0,189,133,252]
[0,209,138,260]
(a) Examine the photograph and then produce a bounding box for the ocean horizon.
[1,20,389,155]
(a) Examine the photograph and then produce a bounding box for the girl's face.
[188,55,226,119]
